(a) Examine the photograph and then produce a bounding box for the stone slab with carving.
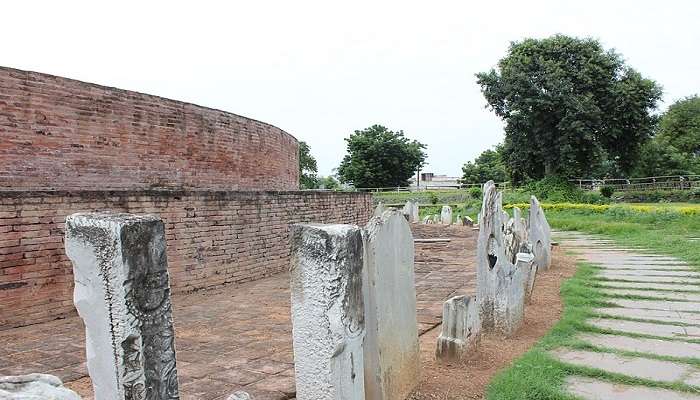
[290,224,365,400]
[363,210,420,400]
[440,206,453,225]
[0,374,81,400]
[528,196,552,271]
[65,212,180,400]
[435,295,481,362]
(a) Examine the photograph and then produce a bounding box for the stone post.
[65,213,180,400]
[528,196,552,271]
[373,202,387,217]
[435,295,480,362]
[440,206,452,225]
[363,210,420,400]
[290,224,365,400]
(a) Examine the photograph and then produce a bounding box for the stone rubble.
[0,374,81,400]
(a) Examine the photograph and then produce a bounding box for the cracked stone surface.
[587,317,699,339]
[593,281,700,292]
[565,376,700,400]
[600,288,700,302]
[597,271,700,284]
[610,298,700,313]
[594,307,700,326]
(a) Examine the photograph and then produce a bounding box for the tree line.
[300,35,700,189]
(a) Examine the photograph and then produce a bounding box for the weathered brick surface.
[0,190,372,330]
[0,66,299,191]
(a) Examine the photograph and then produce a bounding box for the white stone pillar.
[440,206,452,225]
[373,202,386,217]
[528,196,552,271]
[363,210,420,400]
[65,213,180,400]
[290,224,365,400]
[435,295,480,362]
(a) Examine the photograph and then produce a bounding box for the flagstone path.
[554,231,700,399]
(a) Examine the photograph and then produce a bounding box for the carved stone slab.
[435,295,481,362]
[290,224,365,400]
[363,210,420,400]
[65,212,179,400]
[402,201,419,223]
[528,196,552,271]
[373,202,387,218]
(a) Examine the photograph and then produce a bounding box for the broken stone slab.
[401,200,419,223]
[565,376,700,400]
[524,262,538,304]
[578,332,700,359]
[594,307,700,326]
[363,210,420,400]
[440,206,453,225]
[0,374,81,400]
[610,298,700,313]
[290,223,365,400]
[65,212,180,400]
[462,216,474,226]
[422,215,431,224]
[600,288,700,302]
[435,295,480,362]
[528,196,551,271]
[595,281,700,292]
[587,317,700,339]
[552,348,700,387]
[476,181,531,336]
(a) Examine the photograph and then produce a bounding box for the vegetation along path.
[553,231,700,399]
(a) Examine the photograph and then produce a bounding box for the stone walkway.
[554,231,700,399]
[0,224,476,400]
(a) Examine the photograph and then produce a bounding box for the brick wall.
[0,190,372,330]
[0,66,299,191]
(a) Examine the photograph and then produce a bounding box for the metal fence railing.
[569,175,700,191]
[353,181,511,193]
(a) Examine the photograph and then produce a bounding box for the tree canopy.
[460,146,508,185]
[657,95,700,156]
[337,125,427,188]
[477,35,662,182]
[298,141,318,189]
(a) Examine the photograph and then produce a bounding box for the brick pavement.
[0,224,477,399]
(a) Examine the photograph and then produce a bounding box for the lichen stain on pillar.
[65,212,180,400]
[290,224,365,400]
[363,210,420,400]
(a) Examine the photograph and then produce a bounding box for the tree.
[477,35,662,182]
[337,125,427,188]
[632,139,696,177]
[299,141,318,189]
[318,175,341,190]
[657,95,700,155]
[460,145,508,184]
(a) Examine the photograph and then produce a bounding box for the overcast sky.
[3,1,699,176]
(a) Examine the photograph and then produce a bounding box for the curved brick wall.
[0,67,299,191]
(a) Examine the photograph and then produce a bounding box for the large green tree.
[460,146,508,184]
[337,125,427,188]
[477,35,662,182]
[657,95,700,155]
[299,141,318,189]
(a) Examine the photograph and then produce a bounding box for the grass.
[484,208,700,399]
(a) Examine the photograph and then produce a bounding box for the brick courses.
[0,66,299,191]
[0,190,372,330]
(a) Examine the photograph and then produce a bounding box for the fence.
[570,175,700,191]
[353,182,511,193]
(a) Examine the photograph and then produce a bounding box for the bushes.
[468,186,483,199]
[600,185,615,198]
[613,188,700,203]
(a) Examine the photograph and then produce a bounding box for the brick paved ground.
[0,224,477,400]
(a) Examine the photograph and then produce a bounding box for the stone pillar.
[363,210,420,400]
[525,262,538,304]
[476,181,531,336]
[435,295,480,362]
[411,202,420,223]
[290,224,365,400]
[65,213,180,400]
[440,206,452,225]
[528,196,552,271]
[373,202,387,217]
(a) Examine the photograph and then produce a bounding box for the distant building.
[410,172,461,189]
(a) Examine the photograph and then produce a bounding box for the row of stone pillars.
[435,180,552,361]
[61,208,423,400]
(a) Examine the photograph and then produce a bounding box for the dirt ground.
[408,246,577,400]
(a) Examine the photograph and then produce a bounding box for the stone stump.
[363,210,420,400]
[290,224,365,400]
[528,196,552,271]
[525,262,538,304]
[476,181,531,336]
[440,206,452,225]
[435,295,481,362]
[0,374,81,399]
[65,213,180,400]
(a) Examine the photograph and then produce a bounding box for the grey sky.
[3,0,698,177]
